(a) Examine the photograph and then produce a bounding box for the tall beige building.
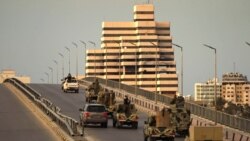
[222,72,250,105]
[86,4,178,96]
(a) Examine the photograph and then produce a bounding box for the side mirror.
[79,108,84,111]
[144,121,148,124]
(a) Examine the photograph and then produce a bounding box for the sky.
[0,0,250,96]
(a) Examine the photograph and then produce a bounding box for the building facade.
[222,72,250,105]
[86,4,178,97]
[0,69,31,84]
[194,78,221,104]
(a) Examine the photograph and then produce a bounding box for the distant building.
[0,69,31,84]
[222,72,250,105]
[194,78,221,103]
[85,4,178,97]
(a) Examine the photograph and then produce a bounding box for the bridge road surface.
[30,84,185,141]
[0,85,59,141]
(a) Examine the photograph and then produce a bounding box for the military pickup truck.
[62,74,79,93]
[112,103,138,129]
[143,108,176,141]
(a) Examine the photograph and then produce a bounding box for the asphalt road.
[29,84,185,141]
[0,85,59,141]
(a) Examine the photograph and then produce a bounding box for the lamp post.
[48,67,53,84]
[72,42,78,79]
[130,42,138,97]
[150,42,158,104]
[44,72,49,83]
[80,40,87,76]
[104,42,108,87]
[246,42,250,47]
[58,53,64,78]
[119,40,123,93]
[204,44,217,125]
[65,46,71,74]
[88,41,96,78]
[173,43,183,96]
[53,60,58,84]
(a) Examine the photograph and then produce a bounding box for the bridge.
[1,78,249,141]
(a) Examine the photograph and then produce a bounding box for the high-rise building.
[194,78,221,104]
[222,72,250,105]
[86,4,178,96]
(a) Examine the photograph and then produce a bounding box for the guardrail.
[4,78,83,137]
[81,77,250,133]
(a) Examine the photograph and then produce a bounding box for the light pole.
[88,41,96,78]
[80,40,87,76]
[119,40,122,93]
[44,72,49,84]
[65,46,71,74]
[130,42,138,97]
[204,44,217,125]
[246,42,250,47]
[72,42,78,79]
[173,43,183,96]
[150,42,158,104]
[53,60,58,84]
[104,42,108,87]
[48,67,53,84]
[58,53,64,78]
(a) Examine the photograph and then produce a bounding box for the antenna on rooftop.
[233,62,236,73]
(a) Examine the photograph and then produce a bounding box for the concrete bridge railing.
[80,77,250,134]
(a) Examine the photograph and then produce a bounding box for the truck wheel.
[143,134,148,141]
[132,122,138,129]
[116,121,120,128]
[102,122,108,128]
[112,120,116,127]
[149,137,155,141]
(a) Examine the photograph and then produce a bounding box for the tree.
[216,97,226,111]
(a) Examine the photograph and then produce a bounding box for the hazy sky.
[0,0,250,95]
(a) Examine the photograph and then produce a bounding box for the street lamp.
[65,46,71,74]
[44,72,49,84]
[48,67,53,84]
[80,40,87,76]
[203,44,217,125]
[53,60,58,84]
[58,53,64,78]
[88,41,96,78]
[72,42,78,79]
[173,43,183,97]
[150,41,158,104]
[130,42,138,97]
[103,42,108,87]
[246,42,250,47]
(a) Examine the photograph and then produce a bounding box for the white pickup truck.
[62,78,79,93]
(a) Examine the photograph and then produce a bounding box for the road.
[0,85,59,141]
[29,84,185,141]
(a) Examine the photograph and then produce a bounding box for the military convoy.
[84,79,192,140]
